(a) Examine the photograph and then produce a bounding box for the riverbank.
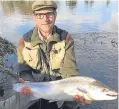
[0,37,16,56]
[0,36,16,67]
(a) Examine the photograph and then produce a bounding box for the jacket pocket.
[50,41,65,70]
[22,45,40,69]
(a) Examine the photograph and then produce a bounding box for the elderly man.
[17,1,91,109]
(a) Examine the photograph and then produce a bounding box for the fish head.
[88,81,118,101]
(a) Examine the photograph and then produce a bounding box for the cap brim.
[33,6,56,13]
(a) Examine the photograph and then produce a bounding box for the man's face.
[33,8,57,33]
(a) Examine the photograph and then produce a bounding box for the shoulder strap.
[60,30,68,41]
[54,25,68,41]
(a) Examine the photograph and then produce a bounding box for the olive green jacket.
[17,25,79,81]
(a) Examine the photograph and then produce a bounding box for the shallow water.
[74,32,118,109]
[0,1,118,109]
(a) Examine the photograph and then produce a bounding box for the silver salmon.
[13,76,117,102]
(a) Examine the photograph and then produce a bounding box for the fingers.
[74,95,92,105]
[85,100,92,104]
[74,95,85,104]
[20,86,32,95]
[19,78,26,83]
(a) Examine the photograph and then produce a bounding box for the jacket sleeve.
[17,37,33,80]
[60,34,79,78]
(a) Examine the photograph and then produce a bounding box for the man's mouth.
[42,22,51,25]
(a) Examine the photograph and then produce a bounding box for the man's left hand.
[74,95,92,105]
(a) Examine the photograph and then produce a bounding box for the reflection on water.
[0,1,118,43]
[0,0,113,15]
[84,0,111,7]
[66,0,77,10]
[0,1,14,15]
[0,1,118,109]
[0,1,33,15]
[84,0,95,7]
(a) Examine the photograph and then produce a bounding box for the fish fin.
[49,100,56,103]
[57,101,64,108]
[49,100,64,108]
[30,95,40,101]
[77,88,92,100]
[77,87,87,94]
[30,92,41,101]
[64,88,92,100]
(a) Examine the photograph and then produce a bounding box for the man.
[17,1,91,109]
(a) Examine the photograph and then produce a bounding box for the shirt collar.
[31,25,61,47]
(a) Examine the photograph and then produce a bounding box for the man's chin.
[40,26,53,32]
[41,29,51,33]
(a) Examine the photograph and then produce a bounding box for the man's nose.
[43,15,50,22]
[43,15,48,21]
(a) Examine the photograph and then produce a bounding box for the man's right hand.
[18,78,32,95]
[20,86,32,95]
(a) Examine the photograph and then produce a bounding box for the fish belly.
[30,84,74,101]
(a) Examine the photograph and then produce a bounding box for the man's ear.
[54,11,57,21]
[32,14,35,20]
[55,11,57,17]
[32,14,36,24]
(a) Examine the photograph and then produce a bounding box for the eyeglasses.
[34,12,55,19]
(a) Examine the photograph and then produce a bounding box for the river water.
[0,1,118,109]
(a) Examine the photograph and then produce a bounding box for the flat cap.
[32,0,57,12]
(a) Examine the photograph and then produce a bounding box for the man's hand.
[18,78,32,95]
[20,86,32,95]
[74,95,92,105]
[19,78,26,83]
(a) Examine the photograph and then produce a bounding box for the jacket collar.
[31,25,60,47]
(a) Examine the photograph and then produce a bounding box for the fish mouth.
[106,93,118,97]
